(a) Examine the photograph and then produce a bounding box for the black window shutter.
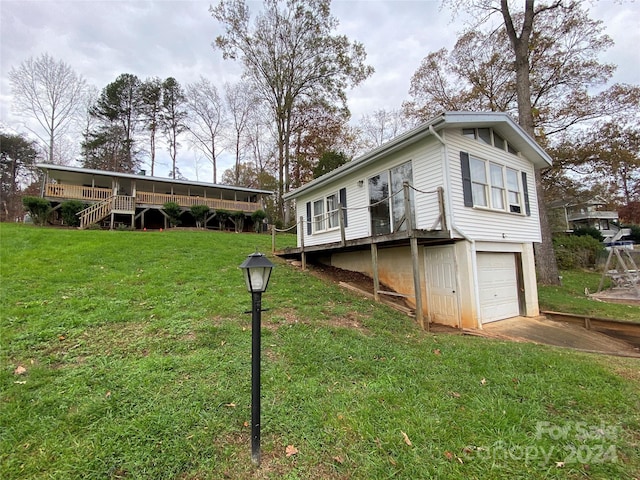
[339,187,348,227]
[460,151,473,207]
[522,172,531,216]
[306,201,312,235]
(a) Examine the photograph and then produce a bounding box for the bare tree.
[358,108,413,149]
[139,77,163,176]
[211,0,374,223]
[9,53,87,164]
[224,81,258,185]
[185,76,226,183]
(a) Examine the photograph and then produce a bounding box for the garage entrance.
[477,252,521,323]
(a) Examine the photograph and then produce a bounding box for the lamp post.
[239,252,274,467]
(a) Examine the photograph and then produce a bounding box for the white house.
[281,112,553,329]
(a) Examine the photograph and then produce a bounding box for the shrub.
[163,202,182,227]
[573,226,604,242]
[22,196,51,226]
[190,205,210,229]
[627,225,640,244]
[215,209,231,230]
[60,200,85,227]
[251,210,267,233]
[231,211,245,233]
[553,234,605,269]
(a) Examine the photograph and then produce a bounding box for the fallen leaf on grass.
[388,456,397,466]
[285,445,299,457]
[243,421,249,428]
[556,461,565,468]
[224,403,236,408]
[433,349,441,355]
[444,451,454,460]
[333,455,344,464]
[449,391,461,398]
[105,391,111,398]
[14,366,27,375]
[480,378,487,385]
[401,431,412,446]
[14,381,27,385]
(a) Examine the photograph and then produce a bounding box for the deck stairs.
[78,195,136,229]
[78,197,113,229]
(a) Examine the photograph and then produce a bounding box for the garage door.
[477,253,520,323]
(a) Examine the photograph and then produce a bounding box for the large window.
[369,161,414,235]
[463,153,527,214]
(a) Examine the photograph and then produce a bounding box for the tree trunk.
[501,0,560,285]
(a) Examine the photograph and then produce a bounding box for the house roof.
[36,164,274,195]
[284,111,553,200]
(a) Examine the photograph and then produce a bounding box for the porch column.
[404,182,425,330]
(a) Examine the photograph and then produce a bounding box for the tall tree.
[87,73,142,172]
[8,53,86,164]
[161,77,188,180]
[185,77,226,184]
[419,0,640,284]
[0,133,40,221]
[139,77,163,176]
[211,0,374,223]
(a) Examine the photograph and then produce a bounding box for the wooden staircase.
[78,195,135,229]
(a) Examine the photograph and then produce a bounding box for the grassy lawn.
[1,223,639,480]
[538,270,640,322]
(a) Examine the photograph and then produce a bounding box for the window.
[312,193,340,233]
[462,127,518,155]
[506,168,521,213]
[461,152,529,215]
[369,161,414,235]
[369,172,390,235]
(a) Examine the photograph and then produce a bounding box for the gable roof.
[285,111,553,200]
[37,163,273,195]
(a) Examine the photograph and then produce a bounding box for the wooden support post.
[371,242,379,302]
[271,225,276,253]
[404,182,425,330]
[437,186,447,231]
[299,216,306,271]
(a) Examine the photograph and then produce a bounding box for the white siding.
[444,128,542,243]
[295,139,446,246]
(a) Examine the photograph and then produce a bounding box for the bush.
[573,226,604,242]
[627,225,640,244]
[60,200,85,227]
[251,210,267,233]
[22,196,51,226]
[190,205,210,229]
[553,234,605,269]
[163,202,182,227]
[215,209,231,230]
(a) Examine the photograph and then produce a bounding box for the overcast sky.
[1,0,638,181]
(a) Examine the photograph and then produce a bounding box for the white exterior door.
[477,252,520,323]
[425,246,459,327]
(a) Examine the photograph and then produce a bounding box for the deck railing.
[46,184,112,201]
[45,183,261,213]
[136,191,260,212]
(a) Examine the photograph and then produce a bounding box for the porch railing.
[45,183,111,201]
[45,183,261,213]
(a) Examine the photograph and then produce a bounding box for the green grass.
[1,223,639,479]
[538,270,640,322]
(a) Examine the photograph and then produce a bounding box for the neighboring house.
[281,112,552,329]
[37,164,271,230]
[548,196,627,243]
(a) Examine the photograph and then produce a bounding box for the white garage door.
[477,253,520,323]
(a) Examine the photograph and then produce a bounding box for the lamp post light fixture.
[239,252,274,467]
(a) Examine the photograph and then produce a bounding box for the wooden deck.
[44,183,261,213]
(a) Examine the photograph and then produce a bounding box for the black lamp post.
[239,252,274,467]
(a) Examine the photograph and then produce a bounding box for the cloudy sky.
[1,0,638,181]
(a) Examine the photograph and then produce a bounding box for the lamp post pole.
[239,251,274,468]
[251,290,262,466]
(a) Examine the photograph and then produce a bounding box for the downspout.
[430,126,481,329]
